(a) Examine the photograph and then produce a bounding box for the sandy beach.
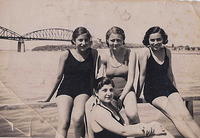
[0,50,200,138]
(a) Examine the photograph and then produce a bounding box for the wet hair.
[71,27,92,45]
[106,26,125,46]
[94,77,115,92]
[142,26,168,46]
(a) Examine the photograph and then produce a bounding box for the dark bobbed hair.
[94,77,115,92]
[71,27,92,45]
[142,26,168,46]
[106,26,125,46]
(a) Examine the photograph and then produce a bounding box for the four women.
[44,26,200,138]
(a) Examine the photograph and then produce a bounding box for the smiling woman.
[41,27,98,138]
[94,77,115,104]
[90,77,174,138]
[137,26,200,138]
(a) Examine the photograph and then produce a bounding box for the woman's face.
[74,33,91,52]
[149,32,164,51]
[107,33,124,50]
[96,84,114,103]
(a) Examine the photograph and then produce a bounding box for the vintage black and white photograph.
[0,0,200,137]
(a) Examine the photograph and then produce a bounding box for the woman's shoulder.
[165,47,172,57]
[137,47,150,59]
[90,48,99,61]
[126,49,136,60]
[92,105,111,118]
[98,49,110,62]
[91,48,98,55]
[128,48,137,55]
[124,47,131,56]
[60,50,70,60]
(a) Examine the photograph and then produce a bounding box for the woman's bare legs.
[123,92,140,124]
[71,94,90,138]
[85,96,96,138]
[168,93,200,137]
[56,95,73,138]
[152,93,199,138]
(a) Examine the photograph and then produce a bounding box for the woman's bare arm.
[97,50,108,78]
[44,51,69,102]
[166,48,176,87]
[119,50,136,101]
[137,48,149,98]
[92,107,166,137]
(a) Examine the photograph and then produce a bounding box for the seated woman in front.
[90,77,175,138]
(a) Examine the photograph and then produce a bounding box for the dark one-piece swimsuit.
[144,48,178,103]
[57,49,94,99]
[94,104,126,138]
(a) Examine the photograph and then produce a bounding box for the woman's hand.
[143,123,155,136]
[150,122,166,135]
[141,122,166,136]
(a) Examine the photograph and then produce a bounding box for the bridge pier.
[17,40,25,52]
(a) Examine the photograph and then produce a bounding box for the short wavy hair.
[106,26,125,46]
[71,27,92,45]
[142,26,168,46]
[94,77,115,92]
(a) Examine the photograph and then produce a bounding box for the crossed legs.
[152,93,200,138]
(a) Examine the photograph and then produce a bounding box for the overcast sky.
[1,0,200,50]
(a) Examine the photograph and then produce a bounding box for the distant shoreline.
[1,44,200,55]
[0,50,200,56]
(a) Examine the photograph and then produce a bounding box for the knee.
[58,120,71,130]
[126,110,140,123]
[72,113,84,126]
[126,107,139,119]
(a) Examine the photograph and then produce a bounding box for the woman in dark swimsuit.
[91,77,174,138]
[137,26,200,138]
[43,27,98,138]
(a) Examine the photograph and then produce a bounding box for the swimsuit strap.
[67,49,71,55]
[68,48,92,62]
[98,104,124,124]
[149,47,167,59]
[164,47,168,59]
[148,48,153,59]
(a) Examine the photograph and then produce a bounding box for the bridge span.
[0,26,73,52]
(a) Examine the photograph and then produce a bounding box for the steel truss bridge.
[0,26,73,52]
